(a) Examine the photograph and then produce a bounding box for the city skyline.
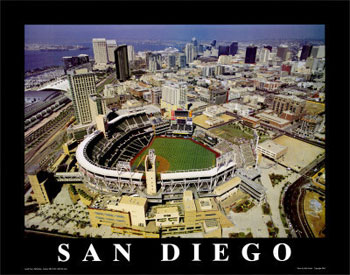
[25,25,325,44]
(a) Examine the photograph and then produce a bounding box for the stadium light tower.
[253,130,260,167]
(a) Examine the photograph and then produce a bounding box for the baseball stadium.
[131,137,218,172]
[76,108,237,199]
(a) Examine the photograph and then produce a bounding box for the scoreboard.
[171,109,193,125]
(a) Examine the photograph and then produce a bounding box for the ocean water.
[25,42,183,72]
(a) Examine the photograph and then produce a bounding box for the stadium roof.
[108,110,147,126]
[25,89,61,102]
[76,131,143,180]
[160,161,235,181]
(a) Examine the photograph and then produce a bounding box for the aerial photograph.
[24,25,326,239]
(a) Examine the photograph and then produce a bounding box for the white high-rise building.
[259,48,270,63]
[67,68,97,125]
[92,38,108,64]
[106,40,118,63]
[311,45,325,58]
[127,45,135,62]
[161,82,187,107]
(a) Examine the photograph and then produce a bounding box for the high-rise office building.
[127,45,135,62]
[300,45,312,61]
[149,55,161,72]
[167,54,176,68]
[185,43,195,64]
[211,40,217,47]
[106,40,118,63]
[62,54,90,72]
[192,37,198,46]
[218,45,230,56]
[311,45,325,58]
[198,44,204,53]
[245,46,257,64]
[177,53,186,68]
[92,38,108,64]
[277,45,289,61]
[259,48,270,63]
[145,52,152,69]
[148,53,162,72]
[67,68,97,125]
[229,42,238,56]
[264,45,272,52]
[114,45,130,82]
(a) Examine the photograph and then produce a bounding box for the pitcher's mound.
[156,156,170,173]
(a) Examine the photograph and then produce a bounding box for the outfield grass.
[132,137,217,172]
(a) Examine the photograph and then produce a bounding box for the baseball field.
[131,137,217,172]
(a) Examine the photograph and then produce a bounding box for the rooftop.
[213,177,241,196]
[93,38,106,42]
[275,94,305,103]
[258,139,287,154]
[196,198,216,211]
[156,206,178,214]
[90,194,122,210]
[256,112,290,125]
[119,196,147,207]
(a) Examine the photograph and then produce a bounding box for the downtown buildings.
[92,38,109,65]
[114,45,131,82]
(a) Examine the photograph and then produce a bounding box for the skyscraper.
[211,40,217,47]
[218,46,230,56]
[92,38,108,64]
[106,40,117,63]
[147,53,162,72]
[300,45,312,61]
[277,45,289,61]
[67,68,97,125]
[149,54,161,72]
[311,45,325,58]
[192,37,198,46]
[198,44,204,53]
[229,42,238,56]
[264,45,272,52]
[245,46,257,64]
[177,53,186,68]
[114,45,130,82]
[62,54,90,73]
[145,52,152,70]
[167,54,176,69]
[259,48,270,63]
[185,43,194,64]
[127,45,135,62]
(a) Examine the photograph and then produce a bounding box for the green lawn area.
[131,137,217,172]
[210,124,270,145]
[210,124,253,145]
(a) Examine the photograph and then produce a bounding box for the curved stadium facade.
[76,110,236,199]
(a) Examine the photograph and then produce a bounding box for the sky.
[25,25,325,44]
